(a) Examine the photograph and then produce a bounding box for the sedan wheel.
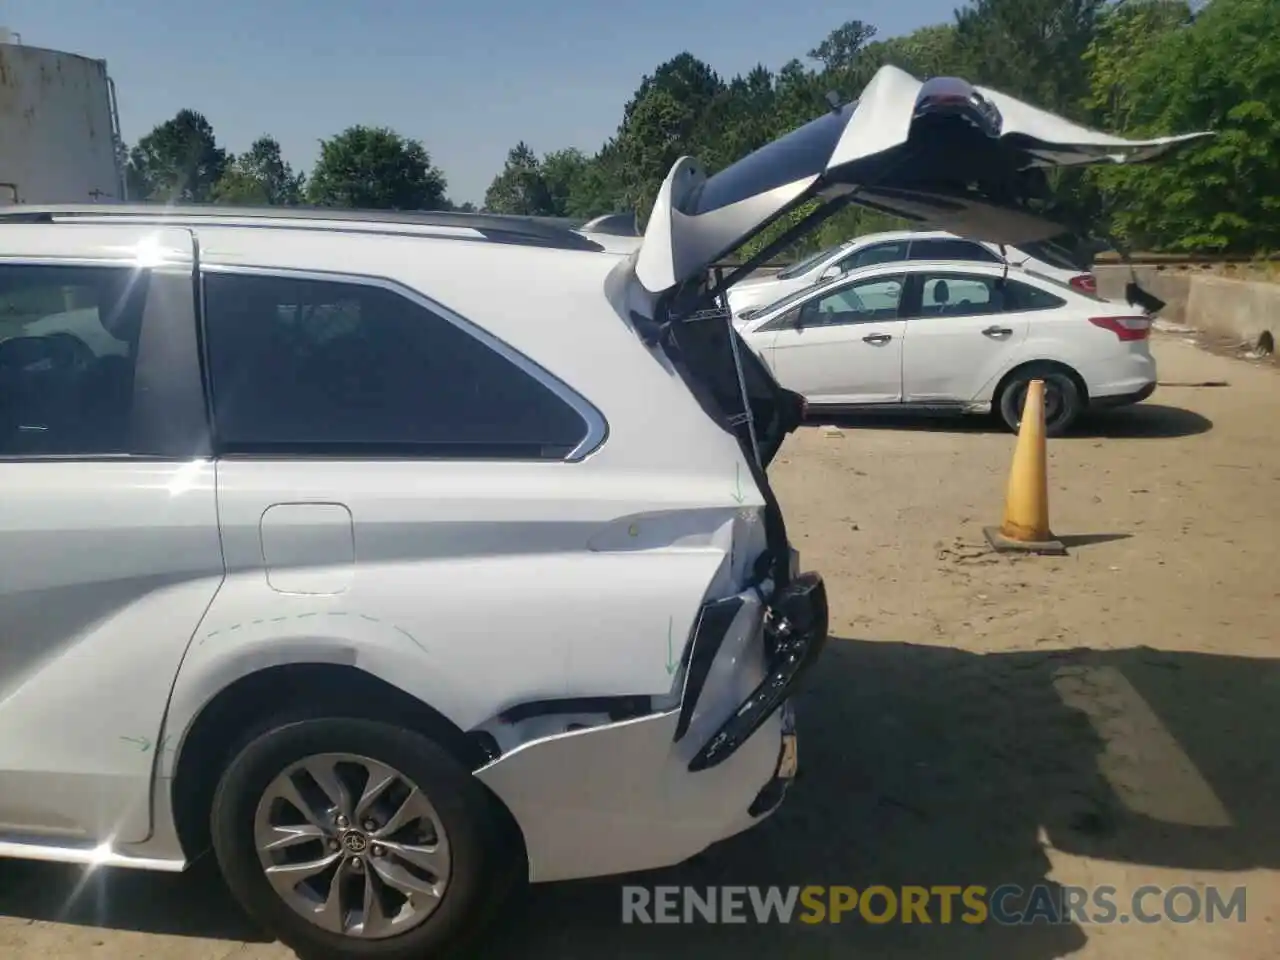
[998,366,1082,437]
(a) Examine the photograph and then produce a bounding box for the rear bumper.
[1091,380,1156,409]
[1087,352,1157,405]
[474,571,829,883]
[678,571,828,771]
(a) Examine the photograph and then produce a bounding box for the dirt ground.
[1,333,1276,959]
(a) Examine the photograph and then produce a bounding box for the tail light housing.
[1089,315,1152,342]
[1069,273,1098,295]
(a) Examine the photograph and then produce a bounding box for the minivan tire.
[997,365,1083,437]
[210,716,507,960]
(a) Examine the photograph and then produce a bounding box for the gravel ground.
[1,333,1275,959]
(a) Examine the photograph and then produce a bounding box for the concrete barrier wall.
[1095,265,1277,346]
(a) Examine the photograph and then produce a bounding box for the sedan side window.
[908,238,1002,263]
[910,273,1006,319]
[839,241,909,273]
[1003,279,1067,311]
[798,276,905,328]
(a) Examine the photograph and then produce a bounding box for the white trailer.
[0,29,126,205]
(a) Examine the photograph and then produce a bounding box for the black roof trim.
[0,203,607,253]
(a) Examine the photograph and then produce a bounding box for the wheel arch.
[168,662,522,867]
[992,358,1089,408]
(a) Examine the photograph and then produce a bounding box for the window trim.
[198,263,609,463]
[0,255,211,463]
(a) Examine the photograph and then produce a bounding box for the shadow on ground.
[0,641,1275,959]
[809,403,1213,440]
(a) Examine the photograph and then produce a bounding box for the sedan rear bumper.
[1091,380,1157,409]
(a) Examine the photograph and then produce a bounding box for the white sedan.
[736,260,1158,436]
[725,229,1096,319]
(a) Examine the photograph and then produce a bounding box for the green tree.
[1087,0,1280,252]
[807,20,878,73]
[540,148,592,216]
[483,142,554,215]
[856,24,960,82]
[212,136,304,205]
[127,109,230,202]
[561,142,628,219]
[952,0,1104,116]
[613,54,726,219]
[307,126,448,210]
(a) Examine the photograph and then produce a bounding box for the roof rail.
[0,203,608,253]
[580,213,642,237]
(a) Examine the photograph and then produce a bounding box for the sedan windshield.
[776,244,844,280]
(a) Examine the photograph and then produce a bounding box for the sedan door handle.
[983,326,1014,338]
[862,333,893,344]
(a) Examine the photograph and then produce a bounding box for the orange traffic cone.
[984,379,1067,555]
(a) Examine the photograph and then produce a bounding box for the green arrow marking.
[120,735,152,752]
[666,617,678,675]
[731,462,745,504]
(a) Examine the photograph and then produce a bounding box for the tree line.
[124,116,473,213]
[122,0,1277,255]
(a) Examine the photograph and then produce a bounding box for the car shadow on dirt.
[0,640,1274,959]
[810,402,1213,439]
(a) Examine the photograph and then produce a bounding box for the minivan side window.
[202,272,591,459]
[0,264,148,457]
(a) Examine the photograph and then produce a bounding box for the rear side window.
[0,264,147,456]
[840,241,910,272]
[908,238,1001,263]
[912,272,1005,318]
[202,272,591,459]
[1004,280,1067,311]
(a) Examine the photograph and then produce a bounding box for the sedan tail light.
[1089,315,1152,341]
[1069,273,1098,295]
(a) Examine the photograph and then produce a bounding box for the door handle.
[983,326,1013,338]
[862,333,892,344]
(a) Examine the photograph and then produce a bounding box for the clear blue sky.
[4,0,960,204]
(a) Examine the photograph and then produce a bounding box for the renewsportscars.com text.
[621,884,1247,926]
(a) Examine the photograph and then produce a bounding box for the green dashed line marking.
[197,610,424,653]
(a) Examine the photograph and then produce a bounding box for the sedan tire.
[997,365,1083,437]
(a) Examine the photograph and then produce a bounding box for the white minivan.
[0,66,1204,960]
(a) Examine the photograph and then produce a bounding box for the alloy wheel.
[253,752,452,939]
